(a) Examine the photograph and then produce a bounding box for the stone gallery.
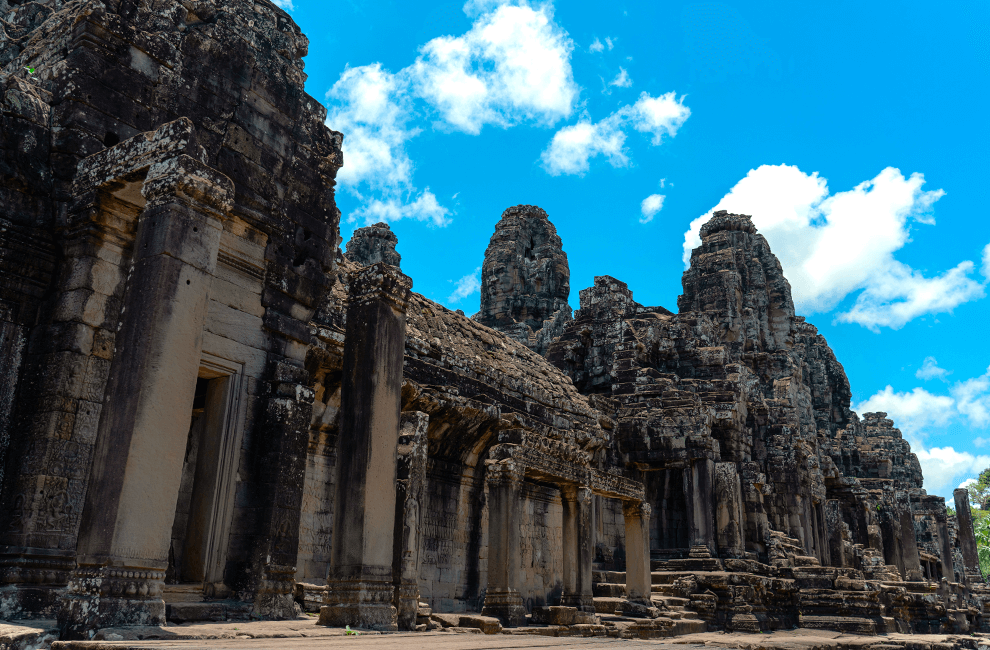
[0,0,987,642]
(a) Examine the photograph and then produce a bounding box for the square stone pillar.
[393,411,428,631]
[953,488,983,582]
[481,459,527,627]
[57,155,233,637]
[560,486,595,612]
[715,462,745,558]
[895,491,923,581]
[623,501,652,604]
[686,458,715,554]
[320,263,412,632]
[936,513,954,580]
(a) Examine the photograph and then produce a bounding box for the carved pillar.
[481,459,527,626]
[936,512,953,580]
[686,458,715,554]
[560,486,594,612]
[623,501,651,604]
[393,411,428,631]
[57,154,233,637]
[825,499,845,568]
[319,263,412,631]
[896,491,923,581]
[953,488,982,582]
[714,462,745,558]
[0,120,194,620]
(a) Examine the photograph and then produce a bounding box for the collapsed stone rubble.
[0,0,986,644]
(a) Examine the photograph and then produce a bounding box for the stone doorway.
[166,354,246,593]
[651,468,689,558]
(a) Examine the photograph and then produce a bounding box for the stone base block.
[0,584,63,620]
[396,580,419,631]
[798,614,877,636]
[318,604,398,631]
[56,566,166,639]
[559,593,595,612]
[481,589,527,627]
[532,606,577,625]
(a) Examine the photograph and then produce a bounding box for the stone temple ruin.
[0,0,987,643]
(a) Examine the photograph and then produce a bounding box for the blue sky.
[276,0,990,502]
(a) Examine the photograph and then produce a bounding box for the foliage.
[968,468,990,510]
[975,510,990,578]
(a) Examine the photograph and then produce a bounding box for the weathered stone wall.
[0,0,343,622]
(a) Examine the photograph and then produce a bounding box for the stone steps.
[165,600,254,623]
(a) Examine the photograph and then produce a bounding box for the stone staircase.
[590,567,708,637]
[162,584,255,623]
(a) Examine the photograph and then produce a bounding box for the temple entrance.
[650,468,689,558]
[166,355,245,589]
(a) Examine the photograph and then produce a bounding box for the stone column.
[825,499,845,568]
[896,491,923,581]
[623,501,652,604]
[953,488,982,581]
[57,155,233,637]
[560,486,595,612]
[393,411,428,631]
[936,513,954,580]
[715,462,745,558]
[686,458,715,554]
[481,459,527,627]
[320,263,412,631]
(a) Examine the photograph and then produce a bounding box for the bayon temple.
[0,0,988,643]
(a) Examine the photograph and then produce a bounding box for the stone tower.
[345,222,401,267]
[474,205,572,355]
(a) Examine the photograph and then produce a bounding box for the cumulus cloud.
[352,190,450,227]
[590,37,604,53]
[541,92,690,175]
[609,67,632,88]
[855,365,990,497]
[410,3,577,134]
[328,64,417,192]
[327,2,581,224]
[448,267,482,303]
[681,165,987,330]
[271,0,293,10]
[640,194,665,224]
[916,356,950,381]
[540,114,628,175]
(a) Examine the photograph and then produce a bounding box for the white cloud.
[855,365,990,497]
[916,356,950,381]
[326,2,581,225]
[352,190,450,227]
[640,194,665,224]
[914,447,990,499]
[540,114,627,175]
[856,386,955,440]
[681,165,987,330]
[448,267,482,303]
[410,3,577,134]
[590,37,604,53]
[628,92,691,144]
[609,67,632,88]
[953,367,990,428]
[605,37,615,50]
[271,0,294,9]
[327,64,417,191]
[541,92,690,175]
